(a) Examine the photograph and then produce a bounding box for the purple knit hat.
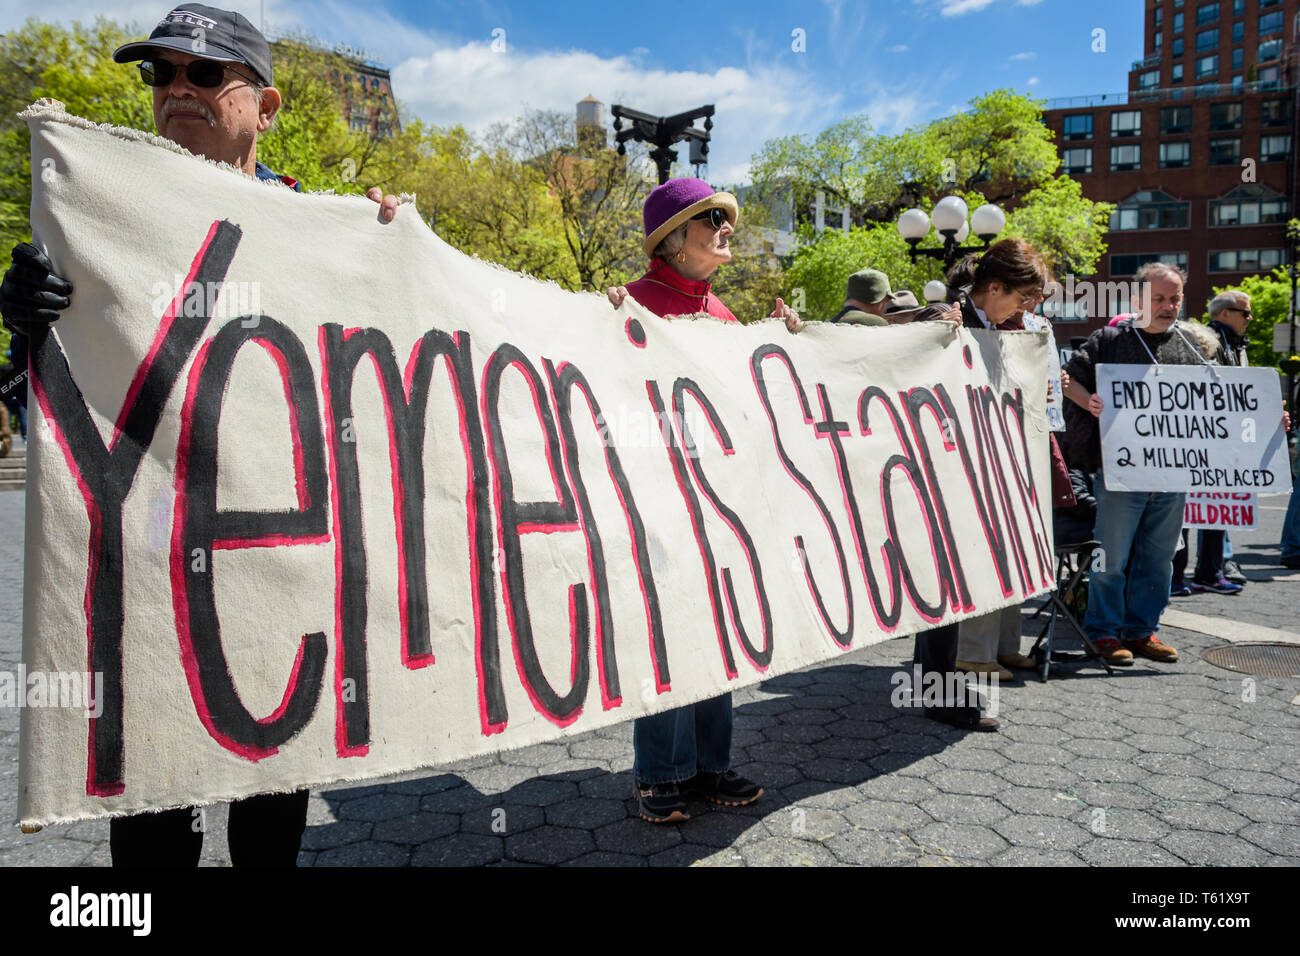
[641,177,739,257]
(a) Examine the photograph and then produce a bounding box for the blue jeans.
[1283,486,1300,560]
[632,693,733,784]
[1084,473,1185,644]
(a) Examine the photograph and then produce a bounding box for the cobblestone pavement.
[2,485,1298,866]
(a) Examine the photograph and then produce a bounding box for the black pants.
[1172,528,1225,584]
[913,624,986,713]
[109,790,309,867]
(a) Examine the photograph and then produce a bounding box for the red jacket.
[624,259,737,322]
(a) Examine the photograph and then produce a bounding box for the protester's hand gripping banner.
[1097,363,1292,493]
[16,103,1054,827]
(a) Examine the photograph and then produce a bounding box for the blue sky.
[1,0,1145,183]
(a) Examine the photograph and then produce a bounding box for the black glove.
[0,242,73,335]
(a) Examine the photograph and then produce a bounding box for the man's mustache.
[161,96,216,126]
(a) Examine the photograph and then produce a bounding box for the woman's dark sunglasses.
[138,58,256,89]
[690,207,730,230]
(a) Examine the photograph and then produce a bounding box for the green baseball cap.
[845,268,894,305]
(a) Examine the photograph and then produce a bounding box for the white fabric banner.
[17,103,1054,826]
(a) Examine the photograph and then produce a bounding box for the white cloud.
[886,44,910,53]
[1026,76,1040,86]
[938,0,998,15]
[1009,51,1037,61]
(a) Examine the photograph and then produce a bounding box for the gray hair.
[1208,289,1248,319]
[652,222,689,262]
[1134,260,1186,288]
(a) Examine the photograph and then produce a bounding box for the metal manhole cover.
[1201,643,1300,678]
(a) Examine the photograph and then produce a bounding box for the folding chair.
[1026,539,1115,682]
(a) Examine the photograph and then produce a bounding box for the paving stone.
[998,723,1071,746]
[801,757,871,785]
[927,767,1005,796]
[764,806,849,843]
[999,787,1090,819]
[913,822,1009,860]
[675,809,766,848]
[1143,775,1231,803]
[1237,823,1300,857]
[336,792,420,823]
[996,763,1080,790]
[855,774,936,804]
[1132,753,1214,777]
[842,799,932,832]
[990,846,1085,866]
[993,814,1092,849]
[461,804,544,836]
[780,781,860,810]
[778,708,838,727]
[0,839,93,866]
[1155,802,1250,835]
[578,771,634,800]
[499,743,571,768]
[300,820,372,851]
[545,797,627,830]
[920,792,1009,826]
[822,718,890,740]
[315,841,410,866]
[733,760,804,790]
[1089,809,1171,842]
[380,773,465,797]
[464,763,539,793]
[568,736,634,761]
[1005,708,1068,728]
[764,722,830,744]
[1206,769,1295,796]
[1186,729,1262,751]
[748,741,818,765]
[933,747,1009,772]
[1126,733,1202,755]
[740,836,838,866]
[1061,738,1141,760]
[420,786,496,815]
[411,833,503,866]
[1225,792,1300,825]
[559,850,647,866]
[505,778,580,807]
[504,825,595,864]
[1159,830,1274,866]
[594,818,684,855]
[1062,757,1150,784]
[371,812,460,845]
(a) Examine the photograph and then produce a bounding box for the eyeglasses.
[1228,307,1253,317]
[690,207,730,230]
[139,58,258,89]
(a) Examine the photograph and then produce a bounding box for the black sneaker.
[1189,574,1243,595]
[683,770,763,807]
[635,780,689,823]
[1222,559,1247,584]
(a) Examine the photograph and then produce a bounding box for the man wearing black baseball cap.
[0,4,398,867]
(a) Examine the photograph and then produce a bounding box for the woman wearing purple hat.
[608,178,799,822]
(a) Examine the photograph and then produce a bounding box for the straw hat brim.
[642,192,740,258]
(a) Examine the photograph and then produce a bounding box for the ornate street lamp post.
[611,104,714,185]
[896,197,1007,271]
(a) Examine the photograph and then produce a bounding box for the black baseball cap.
[113,4,274,86]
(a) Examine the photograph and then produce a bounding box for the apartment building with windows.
[1042,0,1298,341]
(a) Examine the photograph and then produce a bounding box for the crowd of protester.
[2,1,1298,857]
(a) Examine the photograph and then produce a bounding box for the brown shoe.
[957,659,1013,681]
[1093,638,1134,666]
[1131,634,1179,662]
[998,652,1038,670]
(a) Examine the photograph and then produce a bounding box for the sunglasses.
[1228,307,1253,317]
[690,207,730,230]
[139,58,257,89]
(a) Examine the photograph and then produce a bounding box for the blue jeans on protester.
[1084,473,1186,644]
[1283,486,1300,560]
[633,693,732,785]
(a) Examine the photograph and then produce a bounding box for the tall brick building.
[1042,0,1299,341]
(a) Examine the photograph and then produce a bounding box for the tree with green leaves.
[752,90,1112,320]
